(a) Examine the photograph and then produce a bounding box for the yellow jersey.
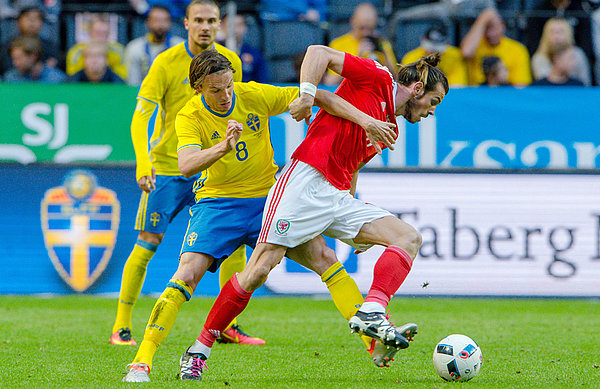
[176,82,299,200]
[131,41,242,181]
[466,36,532,86]
[329,33,398,75]
[402,46,468,86]
[66,42,128,79]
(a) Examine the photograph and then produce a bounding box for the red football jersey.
[292,53,398,190]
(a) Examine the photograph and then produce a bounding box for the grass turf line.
[0,296,598,388]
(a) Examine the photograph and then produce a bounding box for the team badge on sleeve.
[40,169,120,292]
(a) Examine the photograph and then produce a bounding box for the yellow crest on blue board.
[40,170,120,292]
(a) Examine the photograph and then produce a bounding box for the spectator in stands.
[2,6,60,73]
[532,42,584,86]
[324,2,396,85]
[69,41,125,83]
[124,5,183,86]
[393,0,495,26]
[461,7,531,86]
[66,14,127,80]
[532,18,591,86]
[217,13,268,83]
[4,36,67,83]
[480,56,509,86]
[401,25,468,86]
[260,0,327,22]
[128,0,187,19]
[525,0,594,84]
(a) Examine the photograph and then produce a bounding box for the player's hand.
[137,167,156,193]
[225,120,243,151]
[289,94,315,124]
[362,118,397,155]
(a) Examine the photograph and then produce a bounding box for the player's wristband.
[299,82,317,97]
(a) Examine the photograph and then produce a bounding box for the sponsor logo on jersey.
[246,113,260,132]
[210,130,222,140]
[275,219,290,235]
[41,169,120,292]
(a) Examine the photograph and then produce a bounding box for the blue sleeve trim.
[166,281,192,301]
[177,144,202,152]
[135,238,158,252]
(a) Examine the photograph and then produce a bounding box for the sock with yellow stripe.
[132,279,193,369]
[219,245,246,330]
[112,239,157,333]
[321,262,371,349]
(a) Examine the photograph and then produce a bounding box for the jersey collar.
[201,91,236,117]
[185,41,216,58]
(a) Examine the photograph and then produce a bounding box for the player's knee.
[139,231,164,245]
[391,224,422,259]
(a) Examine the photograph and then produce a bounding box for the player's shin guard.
[321,262,371,349]
[197,274,252,350]
[218,245,246,329]
[112,240,157,333]
[364,246,413,309]
[132,279,192,368]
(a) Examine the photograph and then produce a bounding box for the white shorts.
[258,159,393,249]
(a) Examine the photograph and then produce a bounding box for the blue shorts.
[180,197,266,273]
[134,174,201,234]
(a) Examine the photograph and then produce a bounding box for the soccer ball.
[432,334,483,382]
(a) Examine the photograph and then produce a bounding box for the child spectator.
[532,42,585,86]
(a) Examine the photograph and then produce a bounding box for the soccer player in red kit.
[177,45,449,379]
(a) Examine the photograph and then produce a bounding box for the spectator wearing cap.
[481,56,509,86]
[2,6,60,74]
[4,35,67,83]
[401,26,467,86]
[124,5,183,86]
[66,15,127,80]
[70,41,125,83]
[461,8,531,86]
[532,42,585,86]
[324,2,396,85]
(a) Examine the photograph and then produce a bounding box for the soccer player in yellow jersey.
[122,50,397,382]
[110,0,262,347]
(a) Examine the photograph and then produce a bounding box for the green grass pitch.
[0,295,598,388]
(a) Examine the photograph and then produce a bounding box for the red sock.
[364,246,413,309]
[198,274,253,347]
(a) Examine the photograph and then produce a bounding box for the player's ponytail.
[396,52,448,95]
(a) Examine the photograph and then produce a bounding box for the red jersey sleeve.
[340,52,394,88]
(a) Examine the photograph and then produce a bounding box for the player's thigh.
[134,174,196,234]
[174,251,214,291]
[354,215,421,251]
[286,235,337,276]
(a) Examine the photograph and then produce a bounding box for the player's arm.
[131,97,158,193]
[177,120,243,178]
[312,90,396,154]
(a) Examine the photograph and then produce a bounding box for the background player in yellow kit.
[110,0,262,347]
[122,50,397,382]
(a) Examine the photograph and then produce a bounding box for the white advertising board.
[264,172,600,297]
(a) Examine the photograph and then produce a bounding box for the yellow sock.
[219,245,246,329]
[112,240,157,333]
[132,279,193,369]
[321,262,371,349]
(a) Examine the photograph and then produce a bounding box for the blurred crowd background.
[1,0,599,87]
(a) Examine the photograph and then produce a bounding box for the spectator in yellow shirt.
[66,14,127,79]
[402,26,467,86]
[324,2,396,85]
[460,8,531,86]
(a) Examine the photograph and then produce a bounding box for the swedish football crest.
[246,113,260,131]
[41,169,120,292]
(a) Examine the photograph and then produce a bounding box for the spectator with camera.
[401,25,468,86]
[324,2,396,85]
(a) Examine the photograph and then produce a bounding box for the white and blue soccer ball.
[432,334,483,382]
